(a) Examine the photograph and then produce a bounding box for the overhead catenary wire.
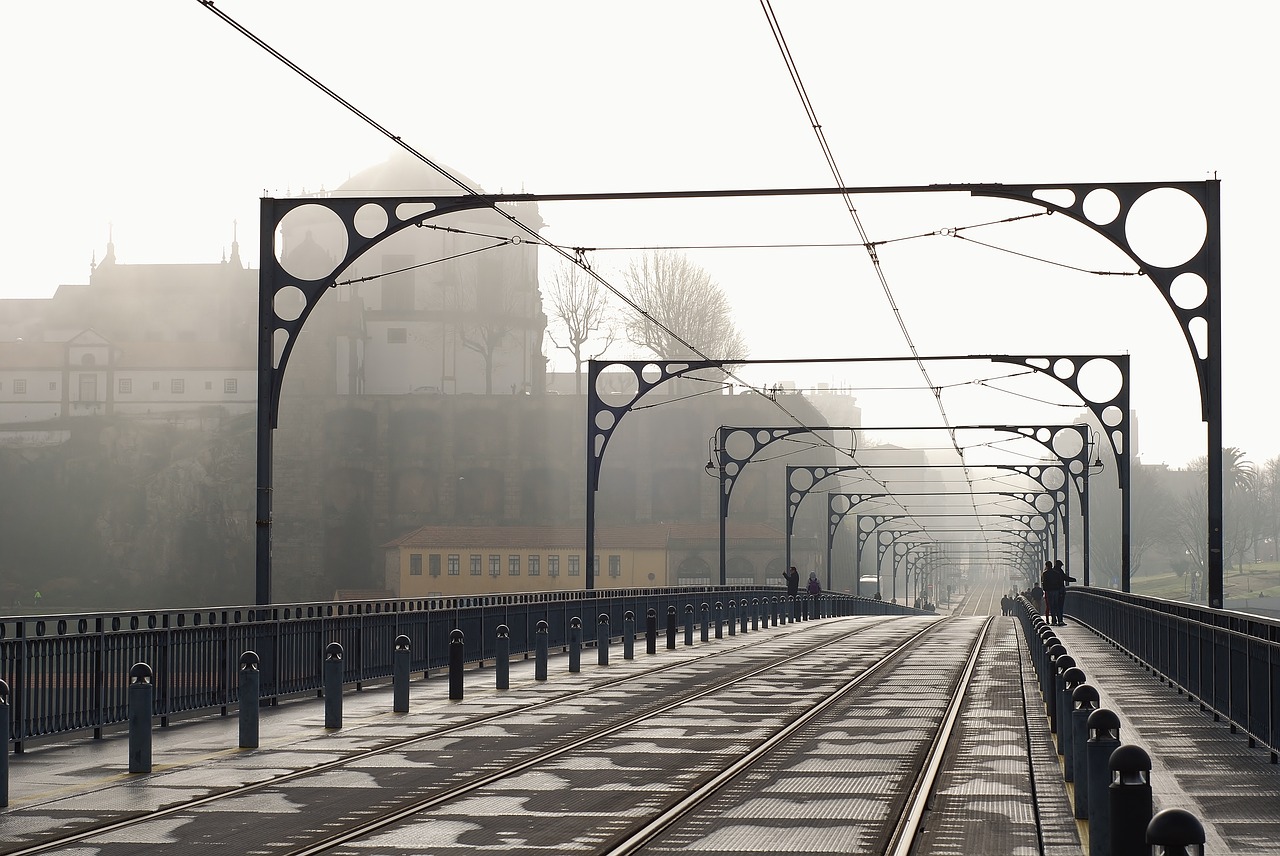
[196,0,857,463]
[759,0,991,553]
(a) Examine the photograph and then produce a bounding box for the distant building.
[383,521,789,597]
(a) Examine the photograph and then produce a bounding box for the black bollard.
[752,597,759,631]
[1052,654,1077,744]
[569,617,582,672]
[647,608,658,655]
[802,597,809,621]
[727,600,737,636]
[1109,744,1153,856]
[393,635,411,711]
[667,605,677,650]
[714,602,723,640]
[700,603,710,643]
[684,604,694,646]
[1087,708,1122,856]
[1045,644,1067,722]
[1060,667,1086,777]
[741,599,749,633]
[535,620,549,681]
[239,651,260,748]
[597,613,610,666]
[771,596,779,627]
[128,662,154,773]
[623,611,635,660]
[323,642,343,729]
[1147,808,1206,856]
[1072,684,1101,818]
[0,679,9,807]
[448,630,465,700]
[495,625,510,690]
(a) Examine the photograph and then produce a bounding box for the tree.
[544,261,616,394]
[621,250,748,361]
[1180,447,1258,576]
[451,251,529,394]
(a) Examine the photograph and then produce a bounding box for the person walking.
[806,571,821,615]
[784,566,800,597]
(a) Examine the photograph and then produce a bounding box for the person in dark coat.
[784,566,800,597]
[1041,559,1076,625]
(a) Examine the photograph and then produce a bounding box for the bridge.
[1,576,1276,854]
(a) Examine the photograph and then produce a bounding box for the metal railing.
[1066,586,1280,761]
[1,586,914,750]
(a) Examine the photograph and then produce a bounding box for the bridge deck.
[0,583,1276,853]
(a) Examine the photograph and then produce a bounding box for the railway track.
[1,613,1064,855]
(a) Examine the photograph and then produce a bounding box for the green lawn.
[1130,563,1280,601]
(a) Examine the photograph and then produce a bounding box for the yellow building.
[383,522,788,597]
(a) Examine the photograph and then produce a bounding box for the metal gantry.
[256,181,1216,606]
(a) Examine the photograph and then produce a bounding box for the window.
[205,381,213,390]
[171,379,185,394]
[430,554,442,577]
[387,327,407,344]
[490,555,501,576]
[509,555,520,576]
[594,555,600,577]
[118,378,132,394]
[528,555,540,576]
[548,555,560,577]
[49,381,57,391]
[609,555,622,578]
[224,378,238,394]
[409,554,423,576]
[152,381,160,391]
[568,555,580,577]
[14,380,26,394]
[470,555,482,575]
[447,554,460,576]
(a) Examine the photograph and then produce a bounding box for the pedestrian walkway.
[1049,618,1280,853]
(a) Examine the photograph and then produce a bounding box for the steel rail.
[3,617,892,856]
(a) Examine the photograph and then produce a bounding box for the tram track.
[0,616,899,856]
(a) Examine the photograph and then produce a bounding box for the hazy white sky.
[3,1,1275,469]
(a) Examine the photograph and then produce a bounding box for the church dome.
[333,150,483,196]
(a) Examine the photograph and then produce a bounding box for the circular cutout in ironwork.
[1052,427,1085,459]
[789,469,814,491]
[1076,358,1123,403]
[276,204,348,281]
[273,286,307,323]
[1040,468,1066,490]
[1035,493,1056,513]
[1170,271,1208,311]
[1101,405,1124,427]
[641,364,663,384]
[354,203,389,238]
[1053,358,1076,380]
[831,495,852,514]
[594,409,615,431]
[1083,188,1121,225]
[1125,187,1207,269]
[726,430,755,460]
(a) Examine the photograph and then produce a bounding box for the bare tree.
[544,261,615,394]
[451,251,527,394]
[621,250,748,361]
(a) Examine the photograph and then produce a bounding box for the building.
[383,521,790,597]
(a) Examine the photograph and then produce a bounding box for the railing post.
[0,679,9,807]
[569,617,582,673]
[1087,708,1122,856]
[448,629,465,700]
[1060,667,1086,777]
[1072,684,1101,818]
[666,606,677,650]
[1147,808,1206,856]
[752,597,760,631]
[238,651,260,748]
[535,620,549,681]
[393,635,411,711]
[623,611,635,660]
[597,613,610,666]
[128,662,153,773]
[646,608,657,655]
[713,602,723,640]
[495,625,510,690]
[323,642,343,728]
[1110,745,1153,856]
[727,600,737,636]
[684,605,694,647]
[1052,653,1077,744]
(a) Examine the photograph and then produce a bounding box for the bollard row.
[1017,597,1210,856]
[97,598,805,786]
